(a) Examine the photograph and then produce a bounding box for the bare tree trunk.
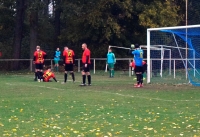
[54,0,62,48]
[29,9,38,71]
[43,0,50,16]
[12,0,26,70]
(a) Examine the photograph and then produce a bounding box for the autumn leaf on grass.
[0,123,4,126]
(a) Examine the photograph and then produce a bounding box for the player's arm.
[86,55,89,64]
[113,53,116,64]
[63,55,65,65]
[54,51,57,58]
[33,56,36,61]
[106,54,108,64]
[73,54,75,65]
[128,48,134,55]
[33,52,36,64]
[43,53,47,59]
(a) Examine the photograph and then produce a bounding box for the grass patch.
[0,71,200,136]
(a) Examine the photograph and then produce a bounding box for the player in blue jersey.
[107,48,116,77]
[131,44,144,87]
[54,47,61,72]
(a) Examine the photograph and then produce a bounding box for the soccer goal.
[147,24,200,86]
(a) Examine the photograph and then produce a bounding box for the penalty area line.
[96,91,200,102]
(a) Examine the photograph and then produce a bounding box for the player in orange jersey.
[62,46,75,83]
[42,67,58,82]
[33,45,47,82]
[80,43,91,86]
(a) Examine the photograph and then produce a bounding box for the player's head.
[56,47,60,51]
[82,43,87,50]
[47,67,52,71]
[36,45,40,51]
[108,48,112,53]
[64,46,69,50]
[135,44,140,49]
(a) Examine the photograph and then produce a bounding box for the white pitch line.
[5,82,200,102]
[34,85,65,91]
[6,83,65,91]
[96,91,200,102]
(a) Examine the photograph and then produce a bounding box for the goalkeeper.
[106,48,116,77]
[130,44,144,87]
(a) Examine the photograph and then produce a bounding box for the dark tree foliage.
[1,0,198,70]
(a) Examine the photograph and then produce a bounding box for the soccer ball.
[131,44,135,49]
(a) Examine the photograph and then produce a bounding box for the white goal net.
[147,25,200,86]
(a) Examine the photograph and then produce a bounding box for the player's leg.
[39,64,44,81]
[108,64,112,77]
[64,71,68,83]
[80,64,86,86]
[70,64,75,82]
[54,60,58,72]
[110,63,115,77]
[134,66,142,87]
[63,64,68,83]
[35,64,41,82]
[86,64,91,85]
[138,66,143,87]
[34,68,37,81]
[57,59,60,72]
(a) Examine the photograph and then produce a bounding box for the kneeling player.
[42,67,58,82]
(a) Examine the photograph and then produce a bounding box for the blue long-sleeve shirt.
[132,49,143,66]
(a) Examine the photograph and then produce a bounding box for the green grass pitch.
[0,71,200,136]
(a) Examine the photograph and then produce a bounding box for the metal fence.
[0,58,133,76]
[1,58,197,81]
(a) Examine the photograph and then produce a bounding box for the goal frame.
[147,24,200,83]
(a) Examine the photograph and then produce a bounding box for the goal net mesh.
[148,25,200,86]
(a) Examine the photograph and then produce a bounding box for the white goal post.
[147,25,200,84]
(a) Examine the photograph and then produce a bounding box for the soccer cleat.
[88,84,91,86]
[134,84,141,88]
[79,83,86,86]
[37,79,40,82]
[61,82,66,84]
[40,79,43,82]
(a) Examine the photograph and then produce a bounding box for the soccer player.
[80,43,91,86]
[33,45,47,82]
[54,47,61,72]
[42,67,58,82]
[131,44,144,88]
[107,48,116,77]
[62,46,75,83]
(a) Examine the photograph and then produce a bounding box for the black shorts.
[65,64,73,71]
[35,63,43,70]
[82,64,90,72]
[134,66,143,74]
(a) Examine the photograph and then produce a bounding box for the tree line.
[0,0,199,70]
